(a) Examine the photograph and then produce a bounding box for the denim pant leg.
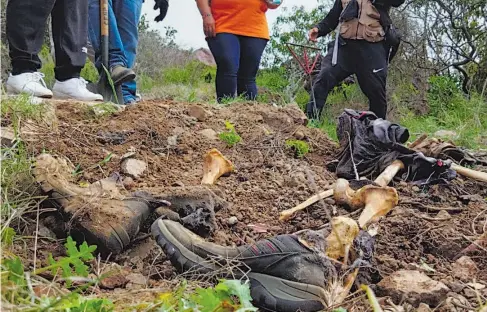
[236,36,267,100]
[113,0,142,103]
[88,0,127,71]
[207,33,240,102]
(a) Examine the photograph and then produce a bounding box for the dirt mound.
[20,100,487,309]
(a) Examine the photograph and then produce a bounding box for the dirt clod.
[121,158,147,179]
[376,270,450,307]
[452,256,478,281]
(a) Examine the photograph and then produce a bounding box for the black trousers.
[306,39,389,119]
[6,0,88,81]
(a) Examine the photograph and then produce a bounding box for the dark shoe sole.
[248,272,326,312]
[151,218,220,274]
[112,71,136,86]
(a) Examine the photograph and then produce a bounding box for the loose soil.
[12,100,487,310]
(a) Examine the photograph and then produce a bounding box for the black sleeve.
[373,0,405,7]
[315,0,343,37]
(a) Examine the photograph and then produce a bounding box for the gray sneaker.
[151,219,328,312]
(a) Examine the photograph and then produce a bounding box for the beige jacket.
[340,0,385,42]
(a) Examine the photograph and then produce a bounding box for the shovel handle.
[100,0,109,69]
[451,163,487,183]
[279,189,334,221]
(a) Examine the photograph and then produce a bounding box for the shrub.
[285,139,310,158]
[219,121,242,147]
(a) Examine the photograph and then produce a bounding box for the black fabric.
[6,0,87,80]
[333,109,456,183]
[306,40,388,120]
[153,0,169,22]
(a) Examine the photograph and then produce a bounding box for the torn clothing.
[332,109,456,183]
[306,40,388,120]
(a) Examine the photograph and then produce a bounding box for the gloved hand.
[154,0,169,22]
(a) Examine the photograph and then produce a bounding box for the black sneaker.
[151,219,328,312]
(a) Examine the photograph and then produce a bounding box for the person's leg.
[5,0,56,97]
[306,41,352,119]
[207,33,240,102]
[6,0,55,74]
[50,0,103,101]
[355,41,388,119]
[87,0,128,71]
[113,0,143,103]
[236,36,267,100]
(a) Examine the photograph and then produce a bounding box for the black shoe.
[151,219,328,312]
[110,65,136,86]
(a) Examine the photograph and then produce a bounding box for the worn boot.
[110,65,136,86]
[151,219,330,312]
[34,154,167,257]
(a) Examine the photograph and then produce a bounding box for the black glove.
[154,0,169,22]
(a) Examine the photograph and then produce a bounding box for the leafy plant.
[1,227,16,246]
[219,121,242,147]
[33,236,97,287]
[155,279,257,312]
[285,139,310,158]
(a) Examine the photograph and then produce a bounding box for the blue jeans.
[207,33,267,102]
[88,0,142,103]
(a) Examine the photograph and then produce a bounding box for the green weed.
[285,139,310,158]
[219,121,242,147]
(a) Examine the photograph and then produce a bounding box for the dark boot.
[33,154,165,257]
[110,65,136,86]
[151,219,328,312]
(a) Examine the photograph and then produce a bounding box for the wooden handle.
[451,163,487,183]
[279,189,334,221]
[100,0,109,36]
[374,160,405,187]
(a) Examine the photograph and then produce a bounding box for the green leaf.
[217,280,257,311]
[1,227,16,246]
[4,256,25,285]
[333,308,348,312]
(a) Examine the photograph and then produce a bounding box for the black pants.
[6,0,88,81]
[306,39,388,119]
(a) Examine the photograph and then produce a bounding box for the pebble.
[412,186,421,192]
[227,216,238,226]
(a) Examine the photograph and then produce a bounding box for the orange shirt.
[211,0,270,40]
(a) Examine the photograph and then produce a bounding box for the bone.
[334,180,399,229]
[325,216,360,263]
[279,160,404,221]
[451,163,487,183]
[201,148,234,185]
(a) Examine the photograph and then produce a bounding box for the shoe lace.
[29,72,48,88]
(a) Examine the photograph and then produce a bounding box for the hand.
[154,0,169,22]
[308,27,319,42]
[203,14,216,38]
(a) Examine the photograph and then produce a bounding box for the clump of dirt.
[20,100,487,308]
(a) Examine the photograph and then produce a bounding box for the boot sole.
[151,218,219,274]
[248,272,326,312]
[112,72,136,86]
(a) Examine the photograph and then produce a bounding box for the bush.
[285,139,310,158]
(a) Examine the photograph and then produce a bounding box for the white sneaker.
[6,72,53,98]
[52,78,103,102]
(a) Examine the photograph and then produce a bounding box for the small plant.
[219,121,242,147]
[34,236,97,287]
[286,139,310,158]
[155,279,257,311]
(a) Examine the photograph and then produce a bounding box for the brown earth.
[13,100,487,310]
